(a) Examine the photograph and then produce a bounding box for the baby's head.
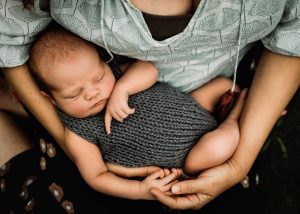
[29,25,116,118]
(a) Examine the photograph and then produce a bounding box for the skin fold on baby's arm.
[64,127,181,200]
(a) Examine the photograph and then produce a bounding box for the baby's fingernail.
[172,186,180,193]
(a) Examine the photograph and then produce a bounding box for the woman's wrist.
[227,154,252,182]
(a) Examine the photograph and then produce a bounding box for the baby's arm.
[105,61,158,134]
[65,128,177,200]
[106,162,162,178]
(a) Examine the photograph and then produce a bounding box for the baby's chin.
[84,102,106,117]
[79,109,103,118]
[86,109,103,117]
[71,110,101,118]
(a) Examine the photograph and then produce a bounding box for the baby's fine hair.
[29,22,98,91]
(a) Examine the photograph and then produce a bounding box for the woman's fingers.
[150,188,206,210]
[151,161,244,210]
[170,177,208,194]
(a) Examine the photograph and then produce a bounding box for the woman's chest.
[100,1,286,56]
[51,0,287,57]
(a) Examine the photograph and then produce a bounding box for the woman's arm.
[230,49,299,173]
[2,64,70,156]
[151,49,300,209]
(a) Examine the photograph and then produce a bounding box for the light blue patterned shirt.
[0,0,299,92]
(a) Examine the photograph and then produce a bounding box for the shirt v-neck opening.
[124,0,206,46]
[142,12,193,41]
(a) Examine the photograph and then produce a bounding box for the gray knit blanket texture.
[57,83,217,168]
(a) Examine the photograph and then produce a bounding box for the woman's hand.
[150,159,246,209]
[151,50,300,210]
[150,89,249,209]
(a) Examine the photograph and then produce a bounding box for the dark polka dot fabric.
[0,113,169,213]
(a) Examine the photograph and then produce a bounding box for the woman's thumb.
[171,179,203,194]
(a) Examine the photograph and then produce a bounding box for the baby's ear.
[40,91,56,105]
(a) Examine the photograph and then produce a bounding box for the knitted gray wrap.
[58,83,217,168]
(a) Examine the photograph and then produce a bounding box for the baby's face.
[48,48,115,118]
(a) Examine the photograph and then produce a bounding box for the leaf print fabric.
[0,0,299,91]
[0,0,51,67]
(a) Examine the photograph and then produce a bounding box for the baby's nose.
[85,88,100,100]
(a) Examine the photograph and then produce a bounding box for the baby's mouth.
[93,99,104,108]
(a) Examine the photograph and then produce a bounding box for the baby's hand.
[104,88,135,135]
[141,168,182,200]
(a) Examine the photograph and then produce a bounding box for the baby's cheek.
[67,103,89,118]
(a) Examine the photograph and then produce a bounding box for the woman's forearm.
[2,64,68,152]
[232,49,300,176]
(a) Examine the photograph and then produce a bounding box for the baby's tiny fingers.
[112,112,123,122]
[171,168,182,178]
[147,169,164,180]
[123,105,135,115]
[118,102,135,118]
[119,108,130,118]
[116,111,128,122]
[121,108,133,119]
[104,113,112,135]
[162,168,171,178]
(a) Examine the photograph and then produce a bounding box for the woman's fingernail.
[172,186,180,193]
